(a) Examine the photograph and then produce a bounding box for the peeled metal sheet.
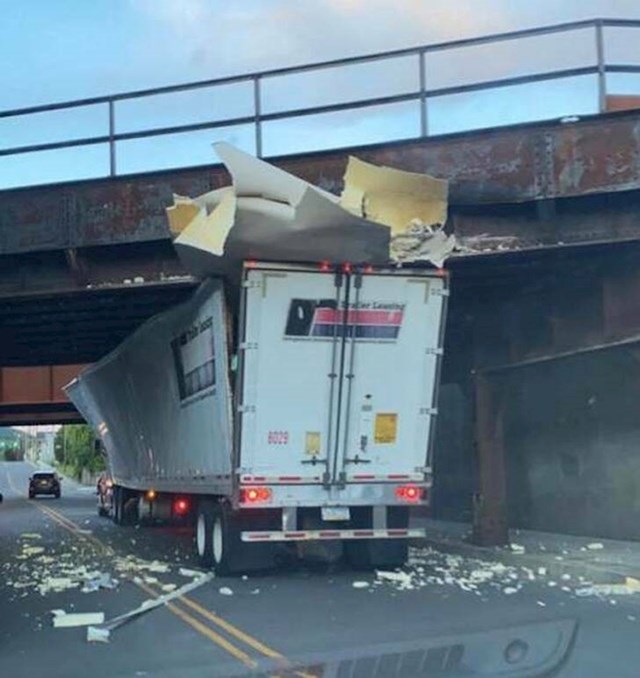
[168,143,453,276]
[65,280,233,493]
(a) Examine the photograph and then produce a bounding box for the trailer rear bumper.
[241,527,425,542]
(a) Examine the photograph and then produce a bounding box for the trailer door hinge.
[242,280,262,289]
[239,342,258,351]
[237,404,256,413]
[425,347,444,356]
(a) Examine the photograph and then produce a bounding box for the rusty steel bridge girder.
[2,110,640,257]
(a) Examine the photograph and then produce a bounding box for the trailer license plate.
[322,507,350,522]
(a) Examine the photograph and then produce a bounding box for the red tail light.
[319,260,331,272]
[395,484,423,502]
[240,487,273,504]
[173,498,190,515]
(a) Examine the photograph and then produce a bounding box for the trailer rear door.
[333,271,447,484]
[237,265,344,482]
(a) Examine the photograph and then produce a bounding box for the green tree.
[56,425,105,477]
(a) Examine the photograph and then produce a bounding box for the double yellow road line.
[28,498,313,676]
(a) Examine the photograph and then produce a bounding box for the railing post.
[595,20,607,113]
[419,50,428,137]
[108,99,116,176]
[253,76,263,157]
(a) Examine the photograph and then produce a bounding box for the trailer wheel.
[113,486,123,525]
[113,486,137,526]
[196,500,242,574]
[196,500,215,567]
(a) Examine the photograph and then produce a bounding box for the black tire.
[345,507,409,570]
[28,492,35,500]
[112,486,137,525]
[98,505,108,517]
[54,491,61,499]
[196,500,244,575]
[112,486,124,525]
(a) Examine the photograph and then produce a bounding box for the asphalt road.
[2,460,640,678]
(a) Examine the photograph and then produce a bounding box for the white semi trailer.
[67,261,448,572]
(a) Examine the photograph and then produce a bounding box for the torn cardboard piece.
[168,143,452,276]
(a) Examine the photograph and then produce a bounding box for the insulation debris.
[575,577,640,597]
[178,567,205,578]
[81,573,118,593]
[168,143,452,277]
[53,611,105,628]
[374,547,547,595]
[219,587,234,596]
[587,543,604,550]
[87,626,110,643]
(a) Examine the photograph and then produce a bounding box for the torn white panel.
[53,612,105,628]
[87,626,110,643]
[217,142,337,205]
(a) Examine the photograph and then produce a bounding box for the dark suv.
[29,472,61,499]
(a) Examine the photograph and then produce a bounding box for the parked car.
[96,472,113,516]
[29,472,61,499]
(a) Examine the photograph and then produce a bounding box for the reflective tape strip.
[241,528,425,542]
[240,474,425,484]
[239,476,321,484]
[349,474,425,482]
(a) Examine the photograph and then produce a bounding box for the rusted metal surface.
[606,95,640,112]
[0,365,85,404]
[0,169,221,254]
[471,373,509,546]
[3,111,640,256]
[0,241,191,299]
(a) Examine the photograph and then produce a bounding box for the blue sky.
[2,0,640,188]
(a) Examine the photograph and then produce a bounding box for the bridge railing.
[1,18,639,188]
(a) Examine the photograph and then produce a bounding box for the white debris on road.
[352,581,370,589]
[576,578,640,597]
[178,567,204,578]
[53,611,105,628]
[372,547,544,595]
[587,543,604,550]
[115,555,171,575]
[219,587,234,596]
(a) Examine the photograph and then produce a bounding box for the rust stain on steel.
[553,119,640,197]
[3,111,640,255]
